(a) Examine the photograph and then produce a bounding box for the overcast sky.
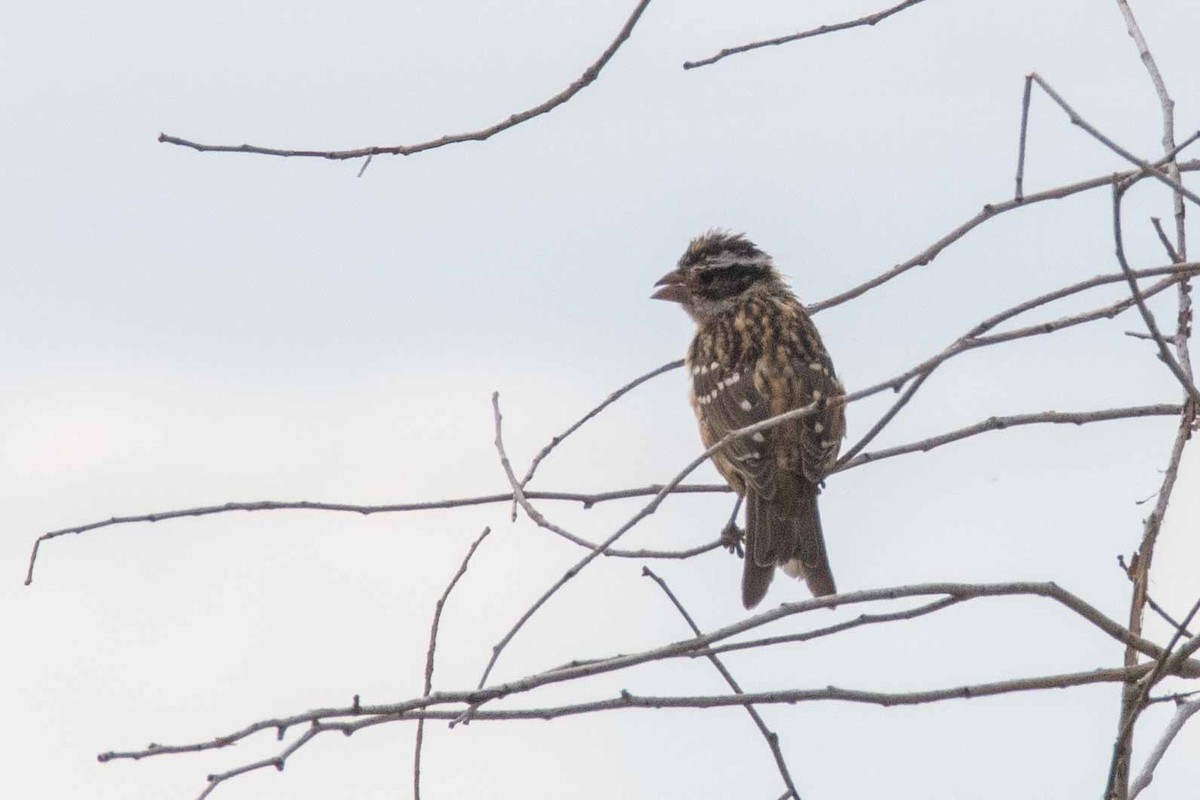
[6,1,1200,798]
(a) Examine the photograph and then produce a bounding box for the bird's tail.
[741,490,775,609]
[742,487,836,608]
[781,489,837,597]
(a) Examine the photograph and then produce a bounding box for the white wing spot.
[812,389,822,400]
[739,399,753,411]
[700,363,709,375]
[692,365,701,376]
[809,362,823,371]
[709,361,720,372]
[752,432,766,443]
[814,422,824,433]
[727,372,740,383]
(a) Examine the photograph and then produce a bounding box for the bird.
[652,230,845,609]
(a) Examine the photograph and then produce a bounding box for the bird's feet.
[720,520,745,558]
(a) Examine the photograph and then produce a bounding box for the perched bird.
[652,231,845,608]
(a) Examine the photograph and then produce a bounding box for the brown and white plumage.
[652,231,845,608]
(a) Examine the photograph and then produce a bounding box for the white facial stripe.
[702,252,773,271]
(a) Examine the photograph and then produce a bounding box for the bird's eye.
[697,270,717,285]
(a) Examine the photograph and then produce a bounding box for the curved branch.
[158,0,654,162]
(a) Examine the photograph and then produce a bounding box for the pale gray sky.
[6,1,1200,798]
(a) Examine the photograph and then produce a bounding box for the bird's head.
[652,230,784,323]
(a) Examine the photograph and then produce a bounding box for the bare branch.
[1108,594,1200,799]
[98,581,1200,768]
[682,0,930,70]
[514,359,684,516]
[810,160,1200,314]
[23,484,733,585]
[1117,555,1195,638]
[108,662,1160,777]
[835,265,1199,466]
[643,567,800,800]
[840,405,1182,472]
[1130,697,1200,798]
[1151,217,1182,264]
[414,527,491,800]
[1027,74,1200,209]
[158,0,654,163]
[699,597,961,659]
[476,393,820,689]
[1015,74,1034,201]
[1111,186,1200,405]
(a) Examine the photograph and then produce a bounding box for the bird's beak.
[651,269,688,304]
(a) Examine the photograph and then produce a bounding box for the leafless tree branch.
[682,0,930,70]
[515,359,685,517]
[23,485,734,585]
[841,405,1182,471]
[1112,187,1200,405]
[1130,696,1200,798]
[157,0,654,164]
[810,160,1200,314]
[476,393,820,689]
[1027,74,1200,209]
[414,526,491,800]
[98,581,1199,763]
[643,567,800,800]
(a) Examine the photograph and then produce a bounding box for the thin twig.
[1027,74,1200,209]
[839,405,1182,471]
[846,263,1200,408]
[1117,555,1194,638]
[1130,697,1200,798]
[1151,217,1181,264]
[1108,594,1200,799]
[477,393,820,689]
[414,526,491,800]
[682,0,929,70]
[698,597,961,659]
[810,160,1200,314]
[1112,185,1200,405]
[1015,74,1034,201]
[643,568,800,800]
[23,485,733,585]
[159,0,654,162]
[514,359,684,517]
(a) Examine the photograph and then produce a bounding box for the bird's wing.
[690,356,773,493]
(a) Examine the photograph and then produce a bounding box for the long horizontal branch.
[147,662,1160,799]
[26,399,1188,586]
[22,485,739,585]
[158,0,653,162]
[840,404,1182,470]
[98,581,1200,765]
